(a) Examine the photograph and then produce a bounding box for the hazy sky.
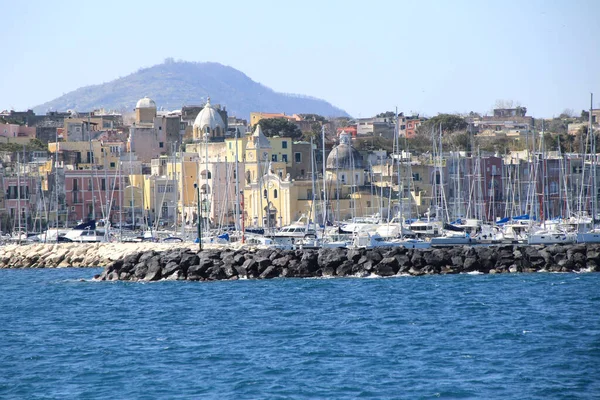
[1,0,598,118]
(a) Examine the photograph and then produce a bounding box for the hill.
[33,60,350,118]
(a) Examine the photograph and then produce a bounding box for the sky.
[1,0,599,118]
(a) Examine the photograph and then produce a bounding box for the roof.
[136,96,156,109]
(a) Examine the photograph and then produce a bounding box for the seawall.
[95,243,600,282]
[0,243,205,269]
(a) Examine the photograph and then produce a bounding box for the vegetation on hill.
[255,118,303,139]
[0,138,47,153]
[34,60,350,119]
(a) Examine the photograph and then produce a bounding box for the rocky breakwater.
[96,243,600,282]
[0,242,201,269]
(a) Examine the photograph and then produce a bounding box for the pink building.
[2,175,39,229]
[0,123,36,138]
[64,170,125,224]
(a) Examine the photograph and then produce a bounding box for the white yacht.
[430,231,476,246]
[527,228,576,245]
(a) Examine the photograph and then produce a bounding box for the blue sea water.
[0,270,599,399]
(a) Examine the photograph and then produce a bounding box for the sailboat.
[575,93,600,243]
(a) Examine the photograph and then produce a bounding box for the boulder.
[259,265,279,279]
[374,257,399,276]
[162,261,180,278]
[143,258,162,281]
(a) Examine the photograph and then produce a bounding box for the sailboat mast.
[591,93,596,225]
[235,128,240,233]
[322,125,327,226]
[88,116,96,225]
[129,128,134,230]
[17,152,21,244]
[310,136,316,232]
[396,108,403,234]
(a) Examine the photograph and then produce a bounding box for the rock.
[162,261,180,278]
[463,257,480,272]
[259,265,279,279]
[255,257,272,274]
[132,262,148,279]
[317,247,345,269]
[336,261,354,276]
[375,257,399,276]
[346,248,363,263]
[233,253,246,265]
[180,252,199,269]
[272,255,292,269]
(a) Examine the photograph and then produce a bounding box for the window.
[366,201,371,208]
[307,189,313,199]
[341,174,346,183]
[101,179,106,191]
[301,169,305,176]
[228,142,232,149]
[86,151,94,163]
[282,141,288,149]
[263,189,268,199]
[159,142,164,148]
[73,179,78,191]
[295,153,302,163]
[274,189,278,199]
[282,154,288,163]
[110,162,115,168]
[272,154,278,162]
[158,185,173,193]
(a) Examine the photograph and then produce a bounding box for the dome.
[193,97,225,132]
[136,96,156,109]
[326,132,363,169]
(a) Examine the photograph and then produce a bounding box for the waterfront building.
[0,122,36,139]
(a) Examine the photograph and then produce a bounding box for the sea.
[0,269,599,400]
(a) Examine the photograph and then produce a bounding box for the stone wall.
[95,243,600,282]
[0,243,199,269]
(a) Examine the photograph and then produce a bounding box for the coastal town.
[1,96,599,247]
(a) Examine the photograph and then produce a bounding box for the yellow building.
[47,140,123,171]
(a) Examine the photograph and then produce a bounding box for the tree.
[375,111,397,119]
[331,117,352,129]
[254,118,302,139]
[581,110,590,121]
[354,136,394,153]
[541,118,568,135]
[559,108,575,119]
[298,114,326,123]
[442,131,470,151]
[415,114,468,136]
[302,122,325,147]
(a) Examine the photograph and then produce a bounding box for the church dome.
[136,96,156,109]
[193,97,225,133]
[326,132,363,169]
